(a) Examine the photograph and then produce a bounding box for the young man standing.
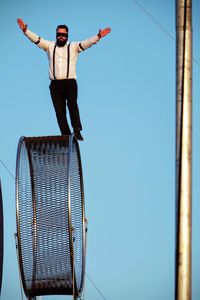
[17,18,111,141]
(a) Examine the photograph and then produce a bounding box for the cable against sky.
[133,0,200,67]
[0,160,15,181]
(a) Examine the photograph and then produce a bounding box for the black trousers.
[49,79,82,135]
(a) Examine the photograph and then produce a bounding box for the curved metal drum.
[0,180,3,294]
[16,135,87,299]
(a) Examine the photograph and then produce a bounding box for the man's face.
[56,28,68,47]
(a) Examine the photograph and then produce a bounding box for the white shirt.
[25,29,100,80]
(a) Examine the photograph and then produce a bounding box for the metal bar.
[74,139,87,294]
[26,141,38,294]
[175,0,192,299]
[67,135,77,298]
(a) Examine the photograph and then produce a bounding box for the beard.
[56,38,67,47]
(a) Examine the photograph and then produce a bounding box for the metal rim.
[73,138,86,294]
[66,135,76,295]
[67,135,87,297]
[16,136,29,298]
[25,140,38,292]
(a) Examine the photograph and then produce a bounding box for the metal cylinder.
[175,0,192,299]
[16,135,87,299]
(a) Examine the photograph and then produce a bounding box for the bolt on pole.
[175,0,192,300]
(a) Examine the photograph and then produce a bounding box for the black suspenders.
[52,43,71,80]
[66,43,70,78]
[53,45,57,80]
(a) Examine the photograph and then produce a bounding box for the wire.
[193,57,200,67]
[85,273,107,300]
[133,0,200,67]
[70,247,107,300]
[133,0,175,40]
[0,159,15,181]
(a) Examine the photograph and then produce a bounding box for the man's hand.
[17,18,28,33]
[98,27,111,39]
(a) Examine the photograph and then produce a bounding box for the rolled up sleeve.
[78,35,100,52]
[24,29,51,51]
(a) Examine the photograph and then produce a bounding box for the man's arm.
[78,27,111,51]
[17,18,51,51]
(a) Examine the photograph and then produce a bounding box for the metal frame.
[67,135,76,298]
[16,136,29,298]
[67,135,87,299]
[73,138,87,295]
[15,135,87,299]
[25,141,38,293]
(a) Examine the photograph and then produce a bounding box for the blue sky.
[0,0,200,299]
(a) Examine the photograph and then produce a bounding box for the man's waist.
[50,78,76,82]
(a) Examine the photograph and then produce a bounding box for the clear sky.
[0,0,199,299]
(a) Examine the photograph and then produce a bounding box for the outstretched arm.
[17,18,50,51]
[78,27,111,52]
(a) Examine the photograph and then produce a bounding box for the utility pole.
[175,0,192,300]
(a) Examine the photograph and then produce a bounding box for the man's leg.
[49,81,71,135]
[66,80,83,137]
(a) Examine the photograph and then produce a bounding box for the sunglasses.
[56,32,68,38]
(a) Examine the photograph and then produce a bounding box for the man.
[17,18,111,141]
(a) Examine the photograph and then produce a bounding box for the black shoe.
[74,131,84,141]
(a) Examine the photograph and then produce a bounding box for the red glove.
[98,27,111,39]
[17,18,28,32]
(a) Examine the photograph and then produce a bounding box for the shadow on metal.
[15,135,87,299]
[0,180,3,295]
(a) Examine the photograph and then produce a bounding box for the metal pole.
[175,0,192,300]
